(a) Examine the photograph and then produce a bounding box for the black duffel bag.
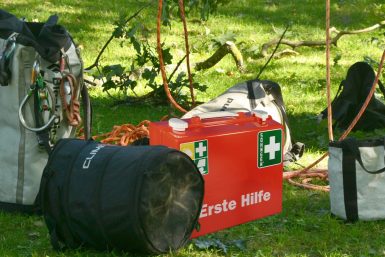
[40,139,204,254]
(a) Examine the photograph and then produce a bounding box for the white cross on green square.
[258,129,282,168]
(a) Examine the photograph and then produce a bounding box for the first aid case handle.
[169,111,270,132]
[190,111,268,128]
[193,111,238,119]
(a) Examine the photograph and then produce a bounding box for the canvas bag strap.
[339,137,385,221]
[339,141,359,221]
[341,137,385,174]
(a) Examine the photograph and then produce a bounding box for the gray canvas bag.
[329,137,385,221]
[183,79,304,165]
[0,10,91,212]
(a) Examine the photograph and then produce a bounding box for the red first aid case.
[149,111,283,237]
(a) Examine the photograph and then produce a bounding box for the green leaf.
[162,47,173,65]
[333,54,342,66]
[101,80,117,91]
[142,68,157,85]
[212,31,237,46]
[161,0,172,27]
[102,64,125,76]
[122,79,137,90]
[126,24,140,38]
[130,37,141,54]
[112,26,124,38]
[176,72,186,84]
[193,82,208,92]
[200,0,211,21]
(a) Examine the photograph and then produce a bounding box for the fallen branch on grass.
[260,20,385,57]
[195,41,244,72]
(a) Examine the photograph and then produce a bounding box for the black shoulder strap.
[81,84,92,140]
[321,80,344,119]
[341,137,385,174]
[341,140,359,221]
[246,80,257,109]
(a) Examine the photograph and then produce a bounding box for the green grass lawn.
[2,0,385,256]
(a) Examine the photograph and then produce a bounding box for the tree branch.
[195,41,244,72]
[85,4,151,71]
[260,20,385,57]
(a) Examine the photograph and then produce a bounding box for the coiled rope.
[79,120,150,146]
[60,72,82,127]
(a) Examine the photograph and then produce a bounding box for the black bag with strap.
[321,62,385,131]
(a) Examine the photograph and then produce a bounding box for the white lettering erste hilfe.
[199,190,271,218]
[200,199,237,218]
[241,190,270,207]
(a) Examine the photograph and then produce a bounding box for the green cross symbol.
[258,129,282,168]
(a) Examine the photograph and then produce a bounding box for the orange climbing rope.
[60,72,82,127]
[87,120,150,146]
[156,0,195,113]
[326,0,333,142]
[178,0,196,107]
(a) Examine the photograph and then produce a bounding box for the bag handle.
[341,137,385,174]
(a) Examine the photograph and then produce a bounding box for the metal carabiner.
[19,72,57,132]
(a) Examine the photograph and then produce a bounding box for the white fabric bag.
[329,137,385,221]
